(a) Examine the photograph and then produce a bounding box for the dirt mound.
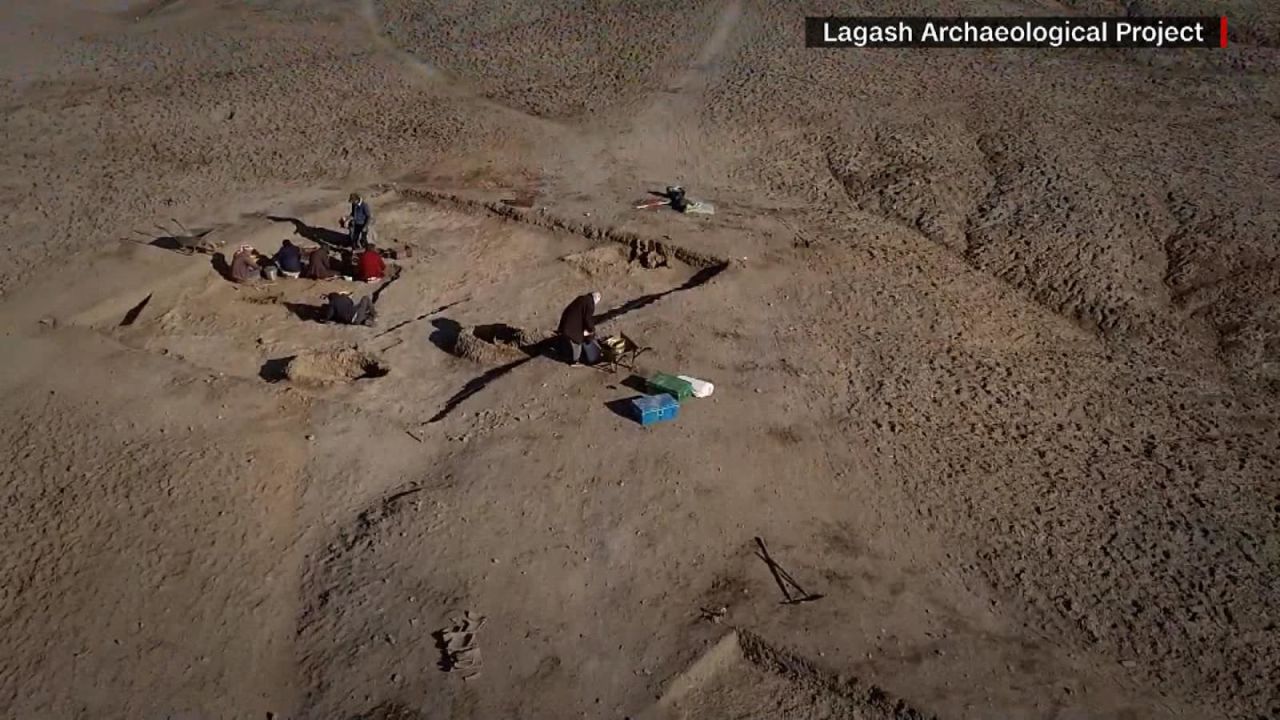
[563,243,669,278]
[284,348,389,385]
[654,631,933,720]
[450,324,554,364]
[562,245,630,278]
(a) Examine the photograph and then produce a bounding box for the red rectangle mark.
[1220,16,1228,48]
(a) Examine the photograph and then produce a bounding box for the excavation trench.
[376,187,734,423]
[390,187,731,270]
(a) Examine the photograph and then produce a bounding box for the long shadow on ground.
[426,318,554,424]
[370,299,466,340]
[425,262,729,424]
[596,263,726,323]
[267,215,351,248]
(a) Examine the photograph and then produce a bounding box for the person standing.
[557,291,600,367]
[342,192,373,249]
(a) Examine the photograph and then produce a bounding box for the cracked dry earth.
[2,0,1279,719]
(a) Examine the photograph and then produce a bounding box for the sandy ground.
[2,1,1279,719]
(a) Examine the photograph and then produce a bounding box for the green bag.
[646,372,694,401]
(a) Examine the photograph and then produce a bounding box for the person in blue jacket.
[342,192,373,249]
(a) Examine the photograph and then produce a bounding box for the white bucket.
[677,375,714,398]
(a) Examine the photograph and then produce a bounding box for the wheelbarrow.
[600,333,651,372]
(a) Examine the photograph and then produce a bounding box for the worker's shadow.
[284,302,324,322]
[267,216,350,248]
[211,252,233,281]
[428,318,462,352]
[595,263,727,324]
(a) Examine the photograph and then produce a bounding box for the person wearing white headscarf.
[557,291,601,366]
[229,244,260,283]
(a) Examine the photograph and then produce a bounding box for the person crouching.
[229,244,262,284]
[320,291,375,326]
[273,239,303,278]
[303,245,339,280]
[356,242,386,283]
[557,291,600,367]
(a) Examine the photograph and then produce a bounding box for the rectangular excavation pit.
[63,195,724,426]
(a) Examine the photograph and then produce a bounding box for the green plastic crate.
[646,373,694,401]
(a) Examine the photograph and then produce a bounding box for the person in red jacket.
[356,242,386,282]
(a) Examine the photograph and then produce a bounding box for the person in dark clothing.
[273,239,303,277]
[341,193,373,249]
[666,185,687,212]
[557,291,600,366]
[321,291,375,326]
[302,246,338,279]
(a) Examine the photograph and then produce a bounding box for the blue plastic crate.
[627,394,679,426]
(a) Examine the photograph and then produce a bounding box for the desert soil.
[1,1,1278,719]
